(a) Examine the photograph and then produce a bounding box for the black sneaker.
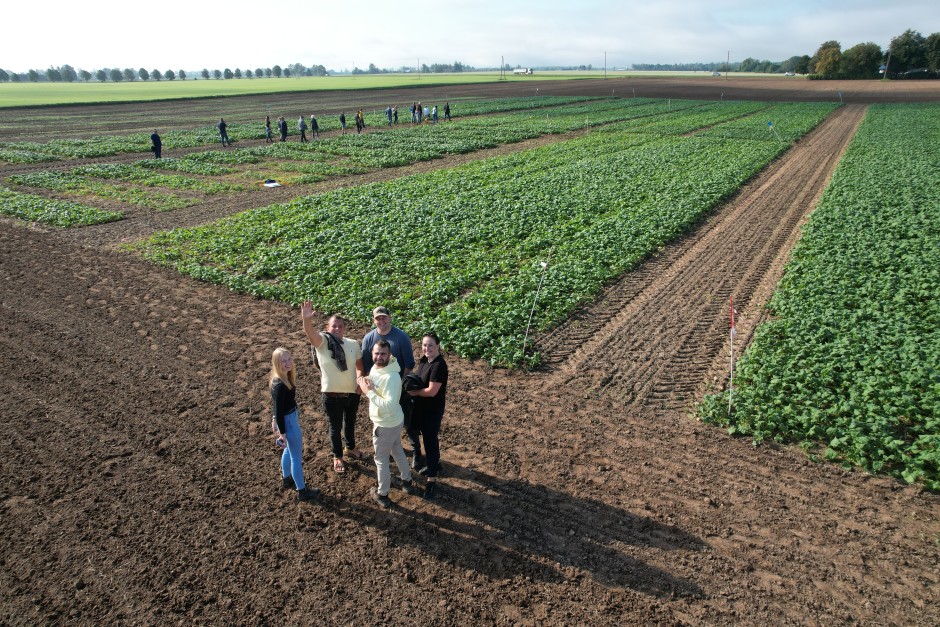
[423,482,438,500]
[393,477,418,494]
[282,476,296,490]
[297,487,319,502]
[370,487,392,509]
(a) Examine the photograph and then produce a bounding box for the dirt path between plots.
[1,98,938,625]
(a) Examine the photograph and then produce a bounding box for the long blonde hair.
[270,347,295,390]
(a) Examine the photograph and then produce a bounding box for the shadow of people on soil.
[326,463,705,600]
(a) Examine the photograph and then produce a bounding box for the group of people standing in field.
[269,306,448,507]
[149,104,456,155]
[409,101,451,124]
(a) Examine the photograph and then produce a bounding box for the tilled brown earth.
[1,83,939,625]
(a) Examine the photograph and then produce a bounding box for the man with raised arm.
[301,301,365,474]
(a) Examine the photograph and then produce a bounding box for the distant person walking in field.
[423,105,430,122]
[355,110,364,134]
[431,105,438,124]
[264,115,274,143]
[385,105,393,126]
[417,102,423,123]
[270,347,320,502]
[278,116,288,141]
[150,129,162,158]
[392,106,398,124]
[301,302,366,474]
[298,115,308,142]
[406,332,448,500]
[218,118,231,147]
[444,102,451,121]
[410,102,417,123]
[358,340,415,508]
[339,111,347,134]
[310,114,319,139]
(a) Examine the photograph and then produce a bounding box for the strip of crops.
[10,164,245,196]
[135,103,834,367]
[262,99,709,168]
[696,102,842,142]
[0,186,123,226]
[700,104,940,489]
[6,171,197,211]
[0,96,598,163]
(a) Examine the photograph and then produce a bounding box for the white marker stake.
[768,121,783,143]
[523,261,549,354]
[729,296,737,416]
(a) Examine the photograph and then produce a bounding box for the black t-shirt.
[271,378,297,434]
[413,355,448,413]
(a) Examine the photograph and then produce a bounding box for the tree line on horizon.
[0,60,475,83]
[634,29,939,79]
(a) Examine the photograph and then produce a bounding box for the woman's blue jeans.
[280,409,306,490]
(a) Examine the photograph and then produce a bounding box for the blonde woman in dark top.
[270,347,319,502]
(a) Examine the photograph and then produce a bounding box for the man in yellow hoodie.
[357,340,415,508]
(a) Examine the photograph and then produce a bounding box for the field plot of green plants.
[135,100,836,367]
[0,96,596,163]
[700,104,940,489]
[2,97,744,216]
[7,159,248,212]
[0,186,122,226]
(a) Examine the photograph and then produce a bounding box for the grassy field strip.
[700,103,940,489]
[0,74,612,108]
[134,102,836,367]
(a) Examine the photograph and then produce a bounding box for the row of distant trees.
[810,29,940,79]
[351,61,470,75]
[0,65,190,83]
[633,29,939,79]
[0,60,475,83]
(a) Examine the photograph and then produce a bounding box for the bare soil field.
[1,80,938,625]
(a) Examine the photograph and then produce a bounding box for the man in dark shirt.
[218,118,231,147]
[150,130,162,158]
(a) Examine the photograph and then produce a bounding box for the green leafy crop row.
[700,104,940,489]
[0,186,123,227]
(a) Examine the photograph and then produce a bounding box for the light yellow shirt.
[366,356,404,428]
[312,335,361,393]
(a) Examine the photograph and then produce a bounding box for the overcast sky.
[2,0,937,73]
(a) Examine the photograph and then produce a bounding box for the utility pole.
[604,51,607,79]
[726,50,730,80]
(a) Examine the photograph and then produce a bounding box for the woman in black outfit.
[270,347,318,501]
[406,333,448,500]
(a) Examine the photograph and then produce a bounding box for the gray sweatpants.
[372,423,412,496]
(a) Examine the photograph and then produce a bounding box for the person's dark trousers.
[322,393,360,458]
[408,407,443,476]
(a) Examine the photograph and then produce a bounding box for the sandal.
[333,458,346,473]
